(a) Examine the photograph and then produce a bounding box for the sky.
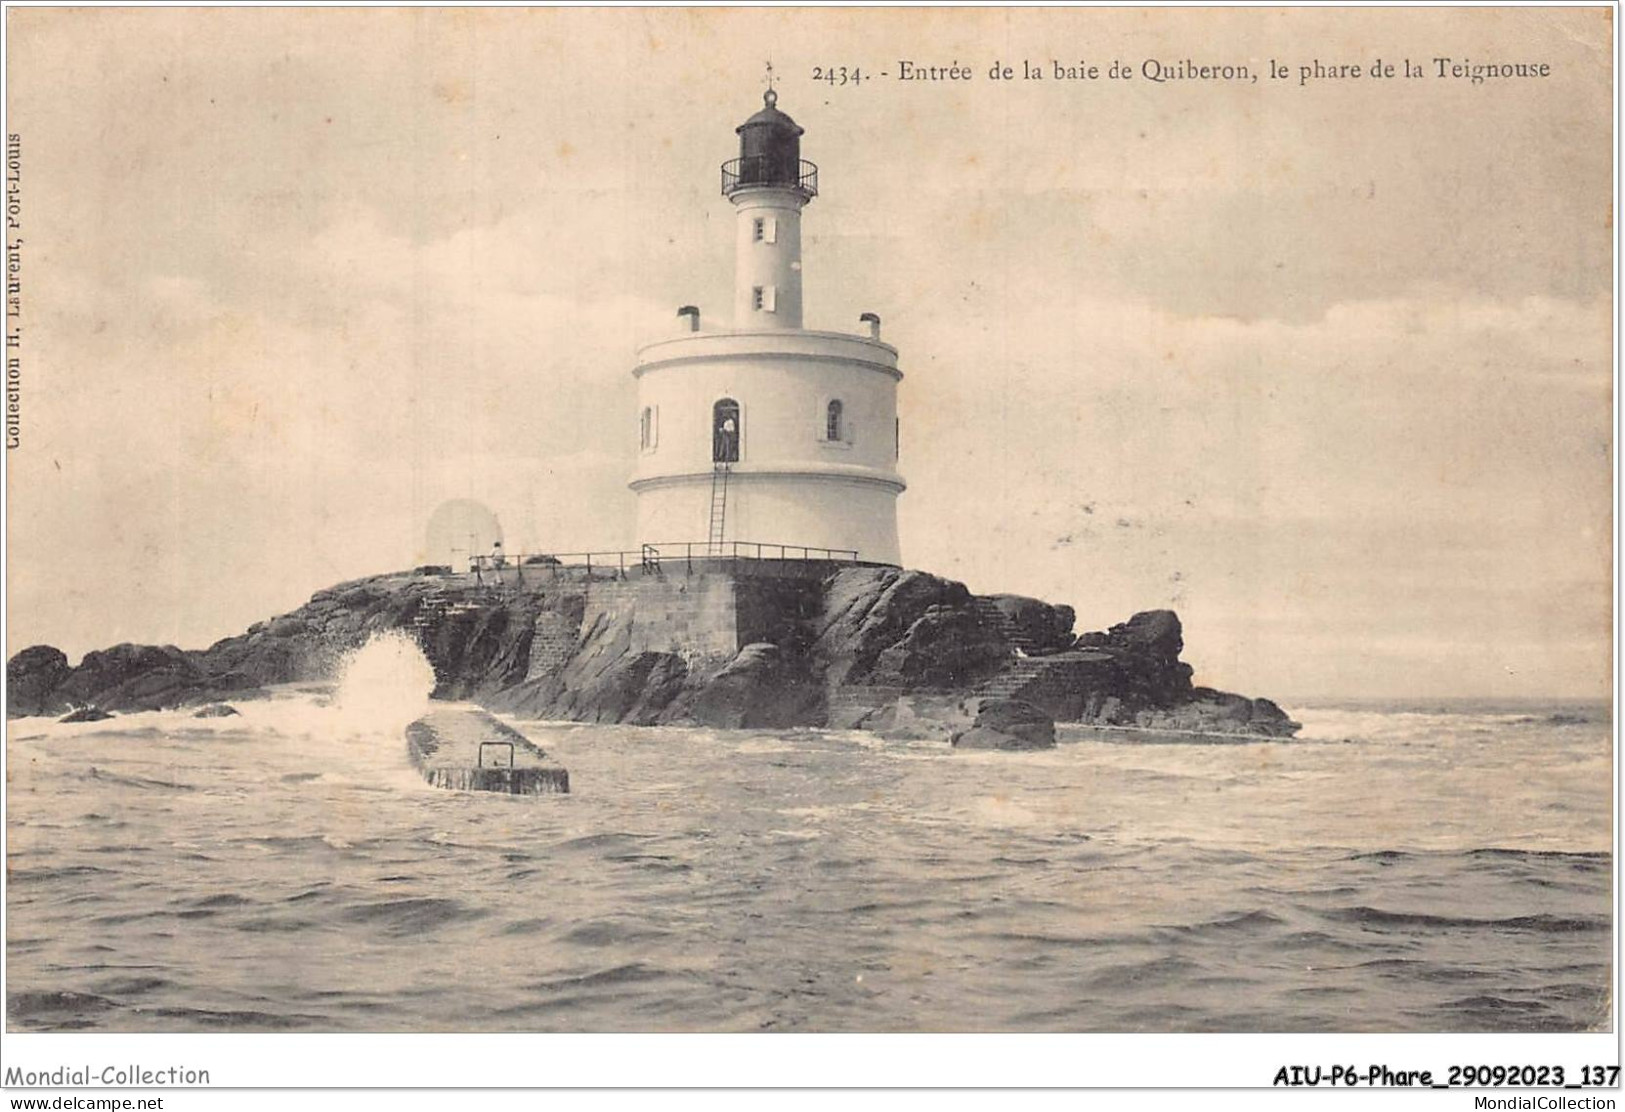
[4,7,1613,701]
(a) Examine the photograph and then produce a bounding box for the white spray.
[331,630,438,739]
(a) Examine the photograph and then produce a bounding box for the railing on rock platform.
[466,540,859,581]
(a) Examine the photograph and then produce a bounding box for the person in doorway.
[715,416,738,462]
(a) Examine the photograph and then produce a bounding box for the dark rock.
[12,640,268,715]
[412,565,452,576]
[333,583,391,610]
[1134,688,1302,737]
[202,633,318,689]
[59,706,114,723]
[1247,698,1299,733]
[12,563,1297,738]
[951,726,1035,750]
[857,694,965,740]
[479,674,566,719]
[1087,610,1196,705]
[263,616,313,639]
[55,644,209,713]
[625,654,692,724]
[870,604,1008,690]
[502,596,688,725]
[419,599,540,699]
[981,594,1077,653]
[200,675,268,702]
[1106,609,1184,659]
[685,642,823,729]
[193,703,241,718]
[952,698,1056,750]
[8,645,72,718]
[562,651,687,724]
[812,567,970,686]
[200,576,552,700]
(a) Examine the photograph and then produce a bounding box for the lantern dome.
[722,89,817,199]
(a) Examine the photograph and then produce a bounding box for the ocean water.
[5,687,1613,1033]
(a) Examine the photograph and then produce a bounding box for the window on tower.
[826,399,843,442]
[639,406,658,451]
[752,217,765,242]
[752,286,764,310]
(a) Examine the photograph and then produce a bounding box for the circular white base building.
[629,90,905,567]
[631,329,904,564]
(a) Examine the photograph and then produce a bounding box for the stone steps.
[411,591,485,641]
[410,588,446,631]
[973,649,1108,699]
[971,597,1037,653]
[974,660,1050,698]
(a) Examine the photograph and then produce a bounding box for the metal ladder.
[707,462,731,554]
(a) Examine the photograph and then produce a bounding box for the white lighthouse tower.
[629,87,905,566]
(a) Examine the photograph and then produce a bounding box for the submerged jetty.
[6,556,1299,743]
[405,706,569,795]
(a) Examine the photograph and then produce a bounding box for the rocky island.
[6,560,1298,747]
[6,90,1301,751]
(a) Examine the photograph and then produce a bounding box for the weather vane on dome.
[764,60,776,105]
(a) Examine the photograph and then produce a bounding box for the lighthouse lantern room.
[629,86,905,566]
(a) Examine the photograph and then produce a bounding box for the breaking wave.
[331,631,436,739]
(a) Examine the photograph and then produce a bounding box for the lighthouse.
[629,87,905,566]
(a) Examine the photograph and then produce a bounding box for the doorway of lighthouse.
[712,399,740,463]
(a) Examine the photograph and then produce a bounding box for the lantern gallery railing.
[466,540,860,578]
[720,157,818,198]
